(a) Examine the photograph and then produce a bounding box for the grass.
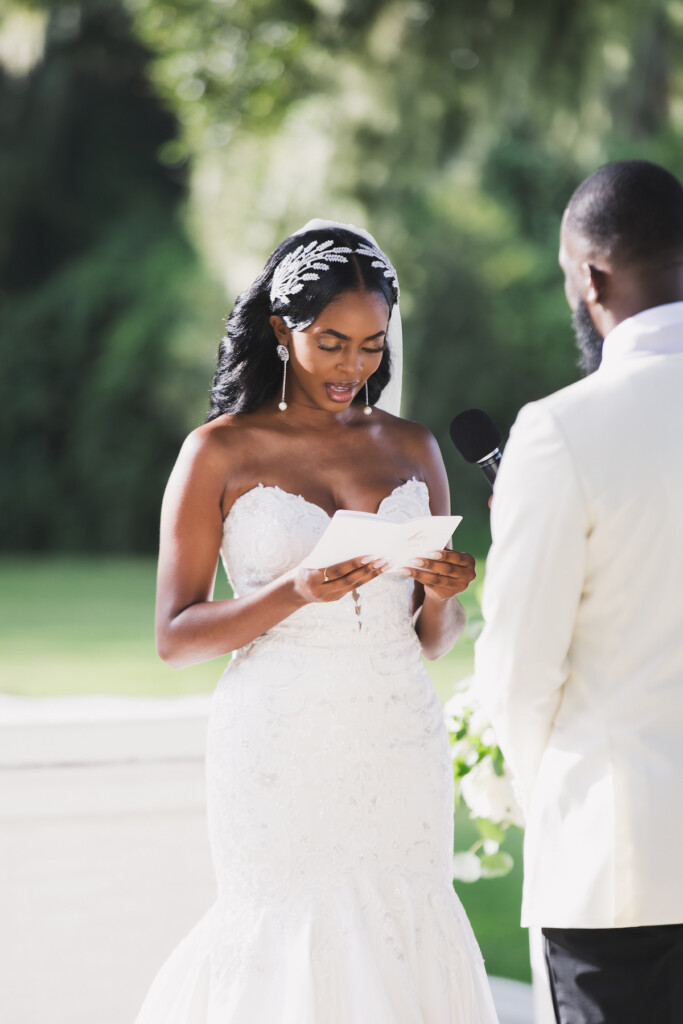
[0,557,230,696]
[0,556,483,700]
[453,814,529,982]
[0,556,529,982]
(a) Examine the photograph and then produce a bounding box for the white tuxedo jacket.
[474,302,683,929]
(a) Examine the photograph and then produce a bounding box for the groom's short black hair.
[566,160,683,267]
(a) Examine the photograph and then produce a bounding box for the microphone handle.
[477,450,502,488]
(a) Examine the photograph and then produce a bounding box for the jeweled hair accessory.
[270,239,352,308]
[277,218,403,416]
[352,242,400,299]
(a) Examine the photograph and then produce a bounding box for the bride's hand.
[292,555,388,604]
[398,549,476,601]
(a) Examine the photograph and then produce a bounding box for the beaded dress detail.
[134,479,499,1024]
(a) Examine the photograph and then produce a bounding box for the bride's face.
[271,289,390,412]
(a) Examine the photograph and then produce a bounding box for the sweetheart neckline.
[223,478,428,528]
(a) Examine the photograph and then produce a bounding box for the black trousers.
[543,924,683,1024]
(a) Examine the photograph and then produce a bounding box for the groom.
[474,160,683,1023]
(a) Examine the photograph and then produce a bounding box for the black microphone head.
[449,408,503,463]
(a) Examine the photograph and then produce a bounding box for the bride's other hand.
[292,555,388,604]
[399,549,476,601]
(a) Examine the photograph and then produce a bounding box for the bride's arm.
[155,428,302,668]
[155,426,384,668]
[413,570,468,661]
[403,428,475,660]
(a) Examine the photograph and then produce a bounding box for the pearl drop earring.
[363,381,372,415]
[277,345,289,411]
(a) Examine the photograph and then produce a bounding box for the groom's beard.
[572,298,604,375]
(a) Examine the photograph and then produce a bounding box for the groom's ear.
[269,315,290,345]
[581,261,609,306]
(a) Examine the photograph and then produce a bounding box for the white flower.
[443,690,473,719]
[468,707,490,737]
[460,755,524,827]
[481,726,497,747]
[452,851,482,883]
[443,712,459,734]
[450,739,471,762]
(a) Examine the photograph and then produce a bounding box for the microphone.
[449,409,503,487]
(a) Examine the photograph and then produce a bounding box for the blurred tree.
[125,0,675,546]
[3,0,683,552]
[0,0,212,552]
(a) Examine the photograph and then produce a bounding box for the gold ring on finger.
[323,568,329,583]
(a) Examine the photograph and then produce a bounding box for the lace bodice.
[220,478,430,649]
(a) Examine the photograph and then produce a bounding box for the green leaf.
[492,748,506,777]
[479,851,514,879]
[475,819,506,844]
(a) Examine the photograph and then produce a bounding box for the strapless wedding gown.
[135,479,499,1024]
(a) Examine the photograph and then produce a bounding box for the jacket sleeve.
[474,401,589,816]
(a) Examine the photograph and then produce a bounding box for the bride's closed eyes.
[317,344,386,353]
[314,324,387,355]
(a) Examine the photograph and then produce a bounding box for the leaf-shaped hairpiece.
[270,240,352,306]
[353,243,400,299]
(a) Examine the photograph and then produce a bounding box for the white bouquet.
[445,682,523,884]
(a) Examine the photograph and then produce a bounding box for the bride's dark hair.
[207,227,398,419]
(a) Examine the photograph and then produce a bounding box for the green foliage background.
[3,0,683,553]
[2,1,678,980]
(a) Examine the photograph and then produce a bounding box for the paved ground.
[0,696,538,1023]
[491,977,535,1023]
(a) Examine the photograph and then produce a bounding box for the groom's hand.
[293,555,388,604]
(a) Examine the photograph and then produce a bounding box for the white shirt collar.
[600,301,683,368]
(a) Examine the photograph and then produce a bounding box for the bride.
[136,221,499,1023]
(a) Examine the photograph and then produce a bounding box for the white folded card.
[300,511,462,571]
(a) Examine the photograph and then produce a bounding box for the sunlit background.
[2,1,681,1003]
[4,0,682,696]
[3,0,682,681]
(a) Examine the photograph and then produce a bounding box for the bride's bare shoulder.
[374,409,441,459]
[183,411,268,457]
[172,412,272,485]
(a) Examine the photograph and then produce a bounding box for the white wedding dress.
[135,479,499,1024]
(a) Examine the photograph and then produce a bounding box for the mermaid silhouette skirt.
[134,482,499,1023]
